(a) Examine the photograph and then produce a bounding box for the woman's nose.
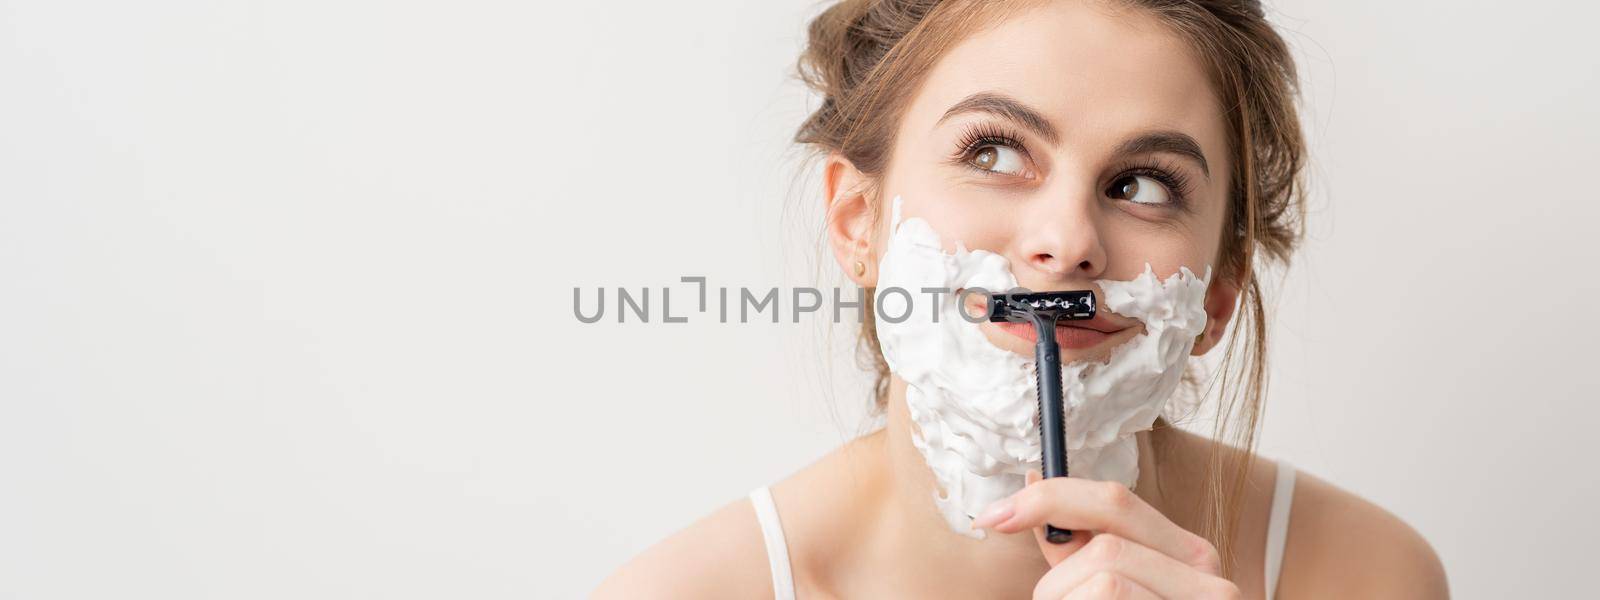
[1019,194,1107,280]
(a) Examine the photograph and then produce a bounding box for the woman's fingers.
[982,472,1240,599]
[1055,572,1161,600]
[1023,471,1090,565]
[1033,533,1237,600]
[974,475,1222,575]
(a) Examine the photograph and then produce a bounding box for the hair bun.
[795,0,940,144]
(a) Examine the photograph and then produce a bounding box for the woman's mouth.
[958,288,1138,358]
[993,320,1128,350]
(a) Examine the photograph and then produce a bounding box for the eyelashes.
[946,121,1197,211]
[950,122,1032,166]
[940,122,1030,176]
[1108,157,1196,211]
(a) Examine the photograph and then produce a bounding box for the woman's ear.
[1192,274,1240,356]
[823,153,878,287]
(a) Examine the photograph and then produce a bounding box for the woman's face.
[829,1,1240,362]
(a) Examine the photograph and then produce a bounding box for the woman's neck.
[836,376,1197,597]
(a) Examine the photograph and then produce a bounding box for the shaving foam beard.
[874,196,1212,538]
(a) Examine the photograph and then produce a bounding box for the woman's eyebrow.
[936,92,1061,146]
[1116,131,1211,181]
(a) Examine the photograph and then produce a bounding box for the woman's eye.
[968,144,1027,176]
[1106,174,1170,205]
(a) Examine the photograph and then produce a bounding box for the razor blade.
[986,290,1096,322]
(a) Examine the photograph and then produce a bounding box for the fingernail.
[973,497,1015,529]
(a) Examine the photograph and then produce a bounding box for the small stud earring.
[853,261,866,276]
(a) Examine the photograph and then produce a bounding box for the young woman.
[598,0,1447,597]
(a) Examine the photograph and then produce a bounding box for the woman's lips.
[994,320,1126,350]
[958,289,1134,355]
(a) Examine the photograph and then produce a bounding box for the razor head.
[987,290,1096,323]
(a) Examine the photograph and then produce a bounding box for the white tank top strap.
[748,486,797,600]
[1263,460,1297,600]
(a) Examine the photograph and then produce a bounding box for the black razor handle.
[988,289,1094,544]
[1032,317,1073,544]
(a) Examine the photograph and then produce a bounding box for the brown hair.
[791,0,1306,576]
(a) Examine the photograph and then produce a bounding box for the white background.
[2,0,1597,598]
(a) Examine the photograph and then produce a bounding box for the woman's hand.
[972,471,1241,600]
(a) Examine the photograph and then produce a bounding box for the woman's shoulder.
[591,491,776,600]
[593,433,882,599]
[1278,466,1449,598]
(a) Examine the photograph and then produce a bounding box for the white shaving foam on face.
[874,195,1212,538]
